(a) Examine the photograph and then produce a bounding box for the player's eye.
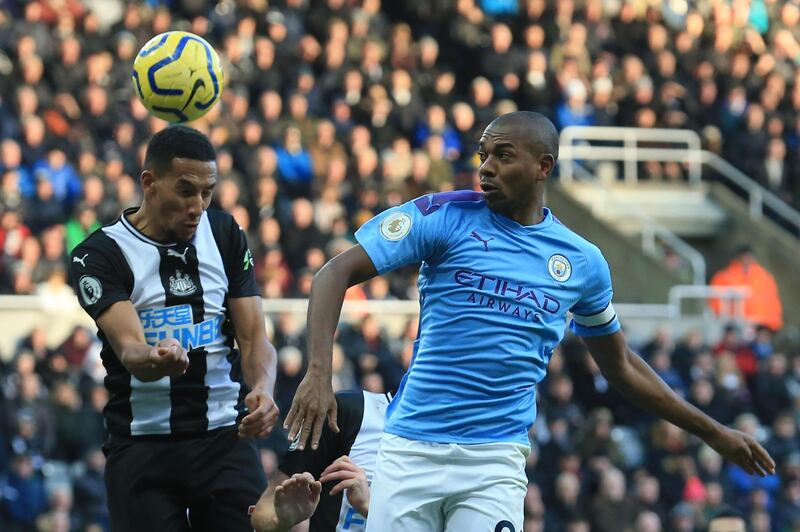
[499,152,512,161]
[478,151,487,162]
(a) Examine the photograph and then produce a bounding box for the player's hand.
[149,338,189,379]
[240,385,279,439]
[273,473,321,528]
[320,456,370,517]
[283,372,338,451]
[704,426,775,477]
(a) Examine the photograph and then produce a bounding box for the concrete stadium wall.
[545,183,685,304]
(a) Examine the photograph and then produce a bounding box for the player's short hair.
[144,125,216,176]
[488,111,560,161]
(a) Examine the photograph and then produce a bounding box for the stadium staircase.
[553,126,800,329]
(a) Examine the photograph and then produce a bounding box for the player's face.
[147,157,217,242]
[478,124,544,217]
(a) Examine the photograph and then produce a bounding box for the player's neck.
[507,205,545,226]
[127,203,171,242]
[503,190,546,226]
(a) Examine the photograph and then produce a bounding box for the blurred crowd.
[3,316,800,532]
[0,0,799,530]
[2,0,800,300]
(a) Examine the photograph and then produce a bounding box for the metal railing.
[0,291,749,322]
[558,126,800,236]
[667,284,750,321]
[0,293,751,356]
[559,126,703,184]
[558,157,706,285]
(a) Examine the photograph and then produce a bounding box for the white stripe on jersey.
[104,217,173,435]
[335,392,390,532]
[193,216,240,430]
[572,303,617,327]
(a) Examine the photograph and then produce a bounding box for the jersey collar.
[490,207,554,234]
[120,207,205,247]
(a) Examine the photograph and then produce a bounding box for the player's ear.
[536,153,555,180]
[140,170,157,193]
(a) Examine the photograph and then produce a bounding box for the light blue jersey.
[354,191,621,446]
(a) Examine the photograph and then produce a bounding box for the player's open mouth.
[480,183,498,194]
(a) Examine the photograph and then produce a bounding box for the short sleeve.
[354,197,448,274]
[569,246,621,337]
[226,221,259,298]
[69,234,133,321]
[207,209,260,298]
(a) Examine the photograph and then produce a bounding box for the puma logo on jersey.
[72,253,88,267]
[470,231,494,251]
[167,247,189,264]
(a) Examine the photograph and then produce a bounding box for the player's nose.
[479,157,496,179]
[186,194,205,216]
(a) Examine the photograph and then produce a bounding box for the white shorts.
[365,433,529,532]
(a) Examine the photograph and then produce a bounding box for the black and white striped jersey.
[279,390,390,532]
[69,207,259,437]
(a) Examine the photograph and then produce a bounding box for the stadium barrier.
[0,286,749,361]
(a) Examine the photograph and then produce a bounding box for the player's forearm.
[119,343,163,381]
[305,263,350,375]
[603,348,721,439]
[241,340,277,394]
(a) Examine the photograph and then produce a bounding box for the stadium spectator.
[0,1,797,529]
[709,246,784,331]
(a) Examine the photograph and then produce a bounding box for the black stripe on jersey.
[85,230,136,436]
[158,244,209,433]
[279,391,365,532]
[221,317,246,421]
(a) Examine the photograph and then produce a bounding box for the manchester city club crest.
[547,254,572,282]
[379,212,413,241]
[169,270,197,296]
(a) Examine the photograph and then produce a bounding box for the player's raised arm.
[582,331,775,476]
[284,245,378,450]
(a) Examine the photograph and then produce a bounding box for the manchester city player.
[285,112,775,531]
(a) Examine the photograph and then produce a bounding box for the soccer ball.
[132,31,224,123]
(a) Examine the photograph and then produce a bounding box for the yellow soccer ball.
[132,31,224,123]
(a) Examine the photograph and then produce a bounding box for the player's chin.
[177,224,199,241]
[482,190,505,209]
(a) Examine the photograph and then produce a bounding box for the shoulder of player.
[69,226,122,262]
[546,215,608,268]
[334,390,366,417]
[204,208,237,232]
[409,190,486,219]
